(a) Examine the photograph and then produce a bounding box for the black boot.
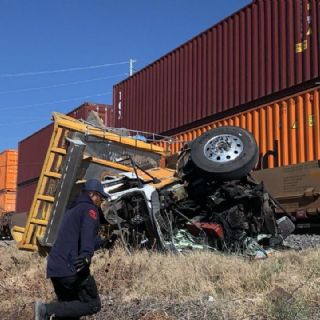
[35,301,49,320]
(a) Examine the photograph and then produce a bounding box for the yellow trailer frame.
[12,112,170,251]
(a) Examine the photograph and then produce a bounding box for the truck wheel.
[189,126,258,181]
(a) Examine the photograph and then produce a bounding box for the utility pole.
[129,59,137,76]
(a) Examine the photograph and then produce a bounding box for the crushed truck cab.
[12,112,294,256]
[12,112,170,251]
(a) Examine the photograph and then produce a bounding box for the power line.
[0,92,112,111]
[0,61,129,78]
[0,74,127,95]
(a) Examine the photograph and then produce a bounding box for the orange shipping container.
[0,150,18,191]
[163,86,320,169]
[0,190,16,214]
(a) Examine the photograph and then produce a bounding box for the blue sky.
[0,0,250,151]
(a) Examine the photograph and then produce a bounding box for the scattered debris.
[11,113,295,256]
[101,126,295,257]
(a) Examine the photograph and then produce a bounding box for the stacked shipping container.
[16,103,114,214]
[15,0,320,215]
[0,150,17,214]
[160,87,320,169]
[113,0,320,136]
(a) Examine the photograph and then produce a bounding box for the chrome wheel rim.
[203,134,243,163]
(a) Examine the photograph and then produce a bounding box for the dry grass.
[0,241,320,319]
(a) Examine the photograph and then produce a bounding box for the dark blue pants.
[46,274,101,319]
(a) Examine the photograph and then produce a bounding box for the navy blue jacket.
[47,193,103,278]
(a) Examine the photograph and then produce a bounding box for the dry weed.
[1,242,320,319]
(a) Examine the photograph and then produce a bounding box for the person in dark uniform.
[35,179,115,320]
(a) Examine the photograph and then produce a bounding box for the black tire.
[188,126,258,181]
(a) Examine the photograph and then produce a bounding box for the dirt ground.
[1,241,320,320]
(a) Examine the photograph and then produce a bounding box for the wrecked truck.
[12,112,294,256]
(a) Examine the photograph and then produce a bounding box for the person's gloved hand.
[103,234,118,249]
[73,256,91,272]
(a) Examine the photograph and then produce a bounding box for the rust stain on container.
[166,87,320,169]
[113,0,319,135]
[0,150,18,191]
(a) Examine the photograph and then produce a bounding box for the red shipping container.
[15,182,36,214]
[67,103,114,127]
[17,125,52,185]
[113,0,320,135]
[16,102,114,213]
[18,102,113,184]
